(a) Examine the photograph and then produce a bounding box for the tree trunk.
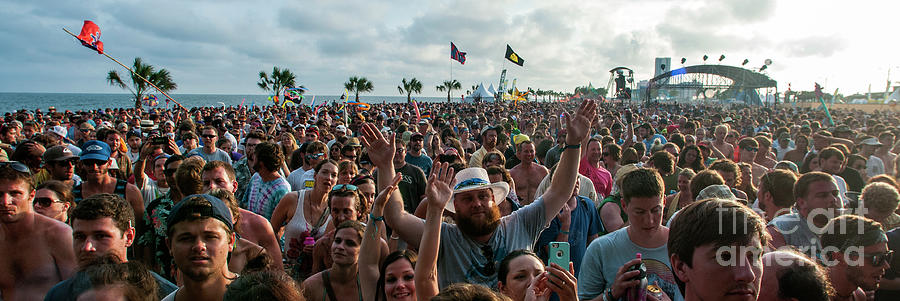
[407,93,411,104]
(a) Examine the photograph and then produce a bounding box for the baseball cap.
[48,126,67,138]
[43,145,78,162]
[335,125,347,133]
[80,140,111,161]
[166,194,234,233]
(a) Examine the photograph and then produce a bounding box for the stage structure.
[644,64,777,106]
[606,67,635,101]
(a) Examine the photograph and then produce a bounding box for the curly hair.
[71,193,134,234]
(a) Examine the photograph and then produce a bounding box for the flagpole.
[63,27,187,112]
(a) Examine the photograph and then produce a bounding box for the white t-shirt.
[867,155,886,178]
[286,167,314,191]
[140,175,169,208]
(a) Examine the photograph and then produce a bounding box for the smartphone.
[548,242,570,267]
[151,137,169,145]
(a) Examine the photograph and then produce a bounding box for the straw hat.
[447,168,510,213]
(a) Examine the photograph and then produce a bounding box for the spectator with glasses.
[72,141,143,234]
[233,131,266,202]
[33,180,74,223]
[287,141,327,191]
[187,126,232,165]
[271,159,339,280]
[821,215,891,301]
[0,161,76,300]
[311,183,385,274]
[36,145,81,187]
[135,154,184,279]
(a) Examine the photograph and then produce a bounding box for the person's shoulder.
[44,276,76,300]
[302,271,325,286]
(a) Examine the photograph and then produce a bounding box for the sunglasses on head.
[33,197,63,207]
[0,161,31,174]
[332,184,358,191]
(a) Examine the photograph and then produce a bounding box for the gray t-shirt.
[437,197,548,289]
[187,147,233,165]
[578,227,683,301]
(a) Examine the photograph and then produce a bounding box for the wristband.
[369,213,384,221]
[560,230,570,235]
[564,143,581,150]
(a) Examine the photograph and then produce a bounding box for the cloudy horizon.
[1,0,898,98]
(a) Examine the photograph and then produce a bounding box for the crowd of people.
[1,97,900,301]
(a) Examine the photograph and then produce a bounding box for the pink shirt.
[579,156,612,197]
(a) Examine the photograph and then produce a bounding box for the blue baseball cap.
[79,140,111,161]
[166,194,234,234]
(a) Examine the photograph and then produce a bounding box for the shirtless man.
[201,160,283,271]
[509,140,548,205]
[75,141,143,231]
[0,161,76,300]
[711,124,734,160]
[876,131,897,176]
[737,137,769,187]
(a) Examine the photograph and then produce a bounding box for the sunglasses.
[81,159,107,166]
[0,161,31,174]
[476,245,496,276]
[743,147,759,152]
[52,159,79,166]
[33,197,64,207]
[80,129,92,133]
[863,251,893,266]
[306,153,325,159]
[202,134,217,138]
[332,184,358,191]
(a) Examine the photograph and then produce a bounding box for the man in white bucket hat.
[361,99,598,288]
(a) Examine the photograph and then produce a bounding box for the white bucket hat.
[447,167,510,213]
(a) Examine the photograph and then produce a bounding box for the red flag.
[450,42,466,65]
[76,20,104,54]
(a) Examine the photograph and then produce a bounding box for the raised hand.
[546,262,578,301]
[425,162,455,211]
[563,99,598,145]
[358,123,395,168]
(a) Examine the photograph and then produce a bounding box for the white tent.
[487,83,497,96]
[465,83,496,102]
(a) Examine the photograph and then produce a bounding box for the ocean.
[0,92,451,113]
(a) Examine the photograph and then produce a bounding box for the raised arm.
[542,100,597,225]
[133,143,155,190]
[359,123,425,247]
[415,162,454,301]
[360,173,402,301]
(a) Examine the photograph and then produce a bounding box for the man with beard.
[509,140,549,205]
[667,199,769,301]
[469,126,500,168]
[36,145,81,187]
[367,99,597,288]
[821,215,890,301]
[405,133,433,175]
[241,142,290,220]
[44,193,177,300]
[162,194,239,301]
[234,131,266,201]
[0,161,76,300]
[72,141,143,234]
[769,172,842,258]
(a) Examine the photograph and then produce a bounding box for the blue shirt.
[405,152,433,175]
[642,134,668,155]
[535,196,603,275]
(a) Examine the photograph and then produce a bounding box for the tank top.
[283,189,331,275]
[73,179,129,204]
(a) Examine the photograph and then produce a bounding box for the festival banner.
[505,45,524,66]
[451,42,467,65]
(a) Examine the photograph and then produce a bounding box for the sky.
[1,0,898,97]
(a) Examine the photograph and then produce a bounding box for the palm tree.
[344,76,374,102]
[257,67,300,106]
[436,80,462,102]
[106,57,177,110]
[397,78,422,103]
